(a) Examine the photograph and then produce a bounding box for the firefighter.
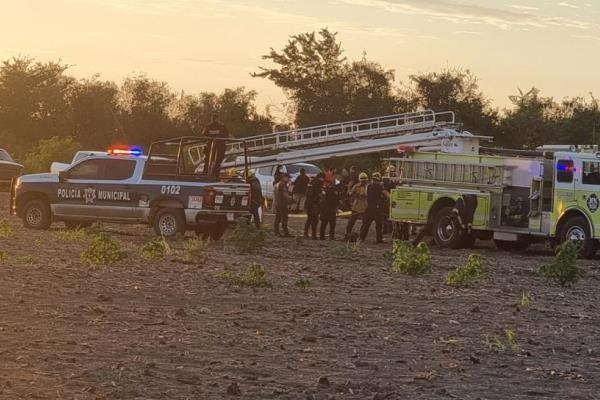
[359,172,389,243]
[273,173,292,237]
[247,170,263,229]
[304,173,323,239]
[345,172,369,240]
[382,165,397,235]
[202,113,230,176]
[319,180,338,240]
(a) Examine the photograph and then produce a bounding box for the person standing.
[360,172,389,243]
[202,113,230,176]
[273,173,292,237]
[319,181,339,240]
[304,174,323,239]
[247,171,263,229]
[291,168,309,212]
[345,172,369,240]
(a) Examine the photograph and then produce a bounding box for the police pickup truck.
[10,137,251,240]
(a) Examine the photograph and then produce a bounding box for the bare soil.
[1,193,599,400]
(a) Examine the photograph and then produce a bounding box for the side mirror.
[58,170,68,182]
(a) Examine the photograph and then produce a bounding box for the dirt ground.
[1,193,599,400]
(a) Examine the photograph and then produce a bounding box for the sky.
[1,0,600,119]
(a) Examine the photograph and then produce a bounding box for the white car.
[50,151,108,174]
[254,163,321,203]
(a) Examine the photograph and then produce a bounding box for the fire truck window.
[556,160,574,183]
[582,161,600,185]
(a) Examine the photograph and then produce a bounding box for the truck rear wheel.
[22,199,51,230]
[433,207,465,249]
[560,216,597,259]
[153,208,186,238]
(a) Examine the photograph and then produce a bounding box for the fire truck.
[387,140,600,258]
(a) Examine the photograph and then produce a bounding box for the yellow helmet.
[372,172,382,181]
[359,172,369,181]
[386,165,396,173]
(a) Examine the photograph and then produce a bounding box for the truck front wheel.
[153,208,186,238]
[560,216,597,259]
[22,199,52,230]
[433,207,465,249]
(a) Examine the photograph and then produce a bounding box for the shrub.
[485,329,519,352]
[229,218,266,254]
[390,241,432,275]
[295,277,311,289]
[140,237,170,260]
[446,254,485,286]
[334,241,362,257]
[81,233,125,265]
[54,227,87,242]
[539,241,584,287]
[0,218,13,238]
[216,263,270,287]
[22,136,80,173]
[184,237,208,264]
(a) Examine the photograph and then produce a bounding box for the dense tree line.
[1,28,599,172]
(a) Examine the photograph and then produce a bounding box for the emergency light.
[108,146,143,156]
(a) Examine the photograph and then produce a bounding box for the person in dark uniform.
[292,167,309,212]
[319,181,338,240]
[202,113,230,176]
[247,170,263,229]
[273,173,292,237]
[360,172,389,243]
[304,174,323,239]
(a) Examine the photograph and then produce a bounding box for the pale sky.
[2,0,600,118]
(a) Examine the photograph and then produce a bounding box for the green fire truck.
[388,142,600,258]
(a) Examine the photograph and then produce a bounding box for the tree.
[22,136,80,173]
[0,57,74,155]
[408,68,498,137]
[119,75,176,147]
[69,75,121,149]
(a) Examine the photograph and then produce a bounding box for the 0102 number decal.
[161,185,181,195]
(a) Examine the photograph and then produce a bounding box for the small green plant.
[216,263,270,287]
[485,329,519,352]
[295,277,311,289]
[15,255,36,265]
[0,218,13,238]
[519,291,531,308]
[446,254,485,286]
[81,233,125,266]
[229,218,266,254]
[54,227,87,242]
[334,241,362,257]
[390,241,432,275]
[539,241,584,287]
[0,250,7,262]
[140,237,170,260]
[86,221,105,234]
[184,237,208,263]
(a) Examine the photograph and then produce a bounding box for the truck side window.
[102,159,136,180]
[582,161,600,185]
[68,159,104,180]
[556,160,574,183]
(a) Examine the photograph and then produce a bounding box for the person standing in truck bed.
[202,113,230,176]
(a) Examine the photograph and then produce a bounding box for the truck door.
[55,158,138,220]
[553,158,577,217]
[577,159,600,236]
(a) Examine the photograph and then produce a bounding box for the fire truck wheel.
[22,199,51,230]
[433,207,465,249]
[153,208,186,238]
[560,216,597,259]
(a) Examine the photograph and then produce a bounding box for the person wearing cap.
[359,172,390,243]
[273,173,292,237]
[345,172,369,240]
[247,170,263,229]
[202,112,230,176]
